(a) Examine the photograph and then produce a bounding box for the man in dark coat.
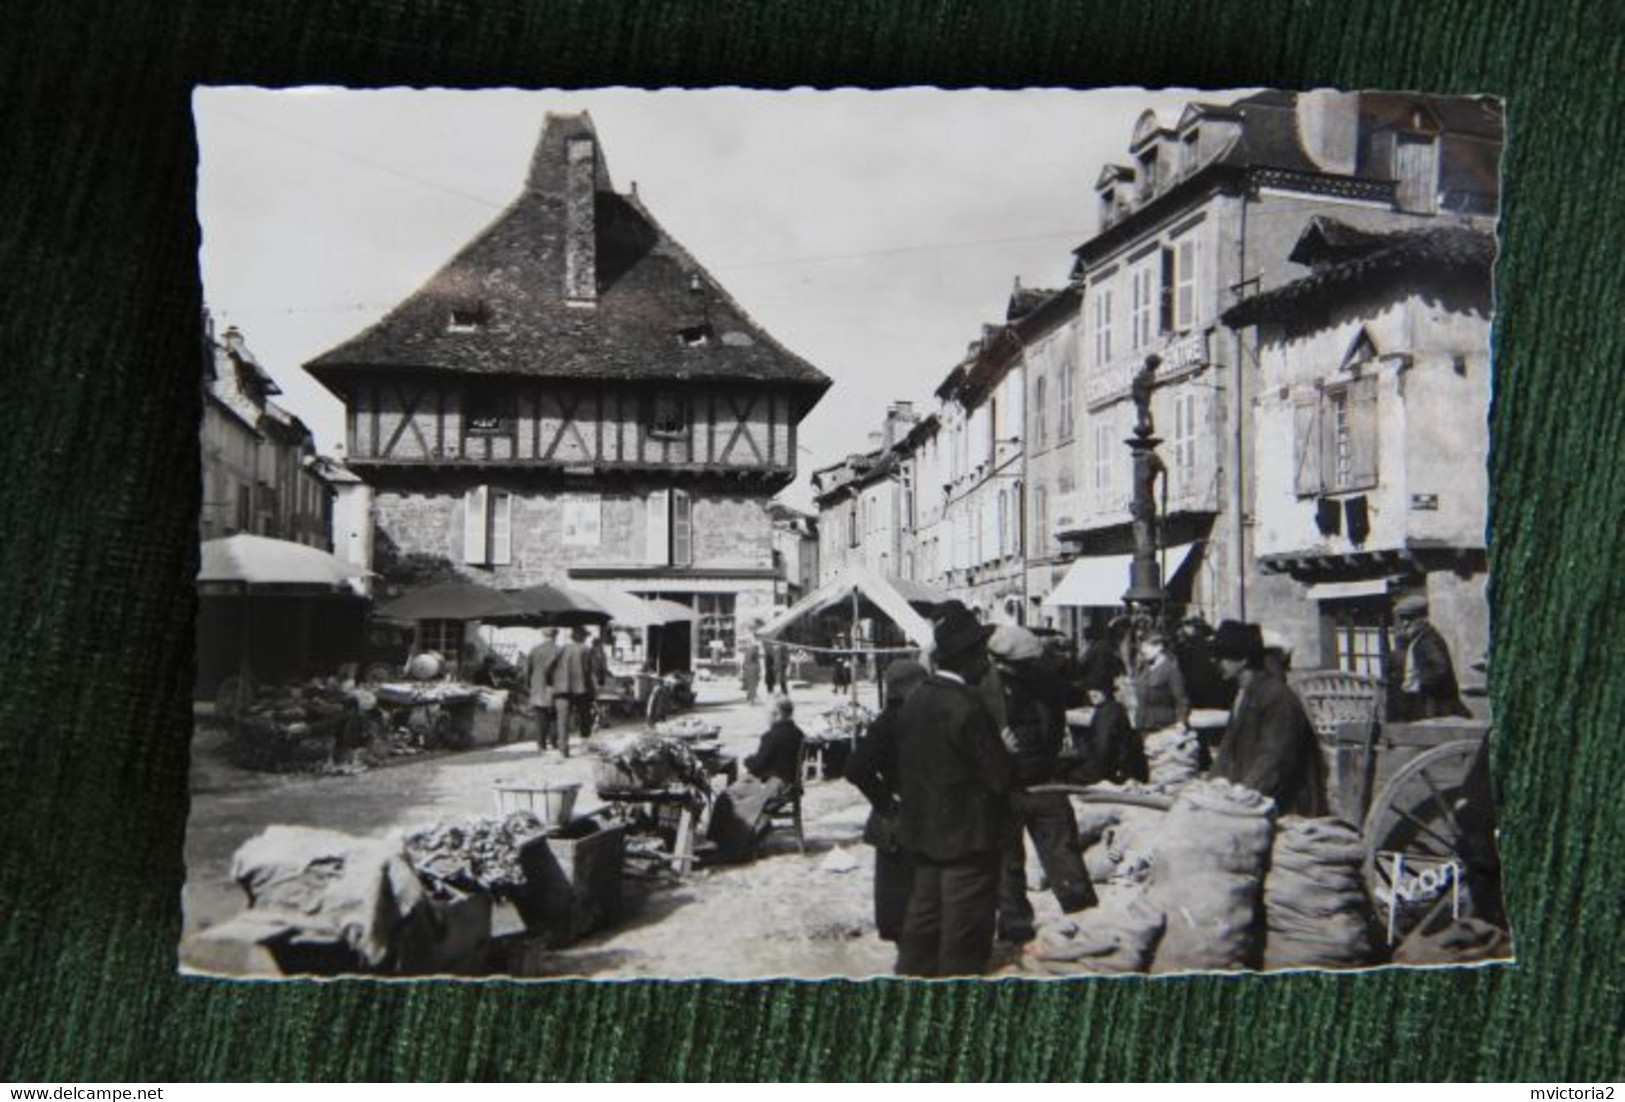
[1209,621,1329,817]
[1058,666,1148,786]
[895,609,1013,977]
[982,625,1097,945]
[525,630,561,753]
[844,659,928,945]
[1388,595,1471,721]
[548,626,598,756]
[707,697,806,863]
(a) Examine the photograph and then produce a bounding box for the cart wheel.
[1362,739,1483,943]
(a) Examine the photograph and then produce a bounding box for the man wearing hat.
[1209,620,1328,817]
[894,608,1013,977]
[1388,595,1470,721]
[845,658,928,946]
[982,624,1097,944]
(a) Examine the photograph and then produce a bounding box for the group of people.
[525,626,611,757]
[738,638,792,705]
[834,591,1470,977]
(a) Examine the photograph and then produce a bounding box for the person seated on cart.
[705,696,807,863]
[1209,620,1328,817]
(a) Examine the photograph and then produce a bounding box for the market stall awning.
[198,534,370,591]
[376,581,528,622]
[588,589,695,627]
[1043,543,1199,607]
[755,566,936,648]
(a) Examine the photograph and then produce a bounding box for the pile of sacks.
[1263,816,1376,969]
[1026,893,1166,975]
[1146,778,1275,973]
[1142,726,1202,790]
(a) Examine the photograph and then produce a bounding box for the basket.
[494,782,581,829]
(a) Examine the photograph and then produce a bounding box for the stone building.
[811,402,919,583]
[305,112,829,660]
[1052,90,1501,634]
[1222,218,1494,698]
[200,318,331,548]
[765,501,819,608]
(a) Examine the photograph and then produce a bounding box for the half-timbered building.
[306,112,830,658]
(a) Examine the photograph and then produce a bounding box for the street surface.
[183,678,1061,978]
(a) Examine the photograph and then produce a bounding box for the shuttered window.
[1294,377,1379,497]
[645,489,692,566]
[1174,237,1200,331]
[671,490,693,566]
[1034,376,1047,446]
[462,485,512,566]
[1131,263,1156,349]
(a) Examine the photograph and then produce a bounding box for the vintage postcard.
[187,87,1508,979]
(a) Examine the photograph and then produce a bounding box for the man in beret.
[895,608,1013,977]
[1388,595,1471,721]
[1209,620,1328,817]
[844,658,928,946]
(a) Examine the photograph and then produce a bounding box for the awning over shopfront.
[586,589,695,627]
[1043,543,1199,608]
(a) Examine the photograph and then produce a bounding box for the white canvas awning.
[1305,578,1393,602]
[1043,543,1199,607]
[585,588,695,627]
[755,566,938,648]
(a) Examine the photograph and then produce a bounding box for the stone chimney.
[1296,90,1360,175]
[883,401,918,449]
[564,135,598,306]
[222,325,246,357]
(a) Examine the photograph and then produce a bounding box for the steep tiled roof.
[1222,221,1496,327]
[307,113,830,416]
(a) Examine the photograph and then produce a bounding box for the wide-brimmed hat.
[933,607,996,662]
[1210,620,1264,661]
[1395,594,1429,619]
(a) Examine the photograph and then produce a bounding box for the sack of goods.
[1146,778,1275,973]
[1025,892,1166,976]
[1263,816,1376,969]
[1142,726,1202,790]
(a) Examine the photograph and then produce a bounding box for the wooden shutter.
[490,490,512,566]
[1160,247,1175,333]
[672,490,693,566]
[646,489,670,565]
[1347,376,1380,489]
[1293,394,1323,497]
[463,485,489,564]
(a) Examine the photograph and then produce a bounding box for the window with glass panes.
[418,619,465,660]
[1325,598,1390,678]
[696,593,736,658]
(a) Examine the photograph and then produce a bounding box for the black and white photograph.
[185,86,1508,980]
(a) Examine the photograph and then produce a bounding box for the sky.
[195,86,1236,511]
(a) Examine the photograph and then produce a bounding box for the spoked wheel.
[1362,739,1483,945]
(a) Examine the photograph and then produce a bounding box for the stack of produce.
[653,716,722,741]
[591,733,711,803]
[1146,778,1275,973]
[1025,893,1166,976]
[228,679,374,772]
[402,811,550,900]
[1263,816,1376,969]
[1142,726,1202,789]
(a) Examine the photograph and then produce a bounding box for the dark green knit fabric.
[2,0,1621,1081]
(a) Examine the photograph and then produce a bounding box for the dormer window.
[1180,129,1201,177]
[1138,146,1160,199]
[448,304,487,333]
[1100,187,1117,226]
[677,324,712,347]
